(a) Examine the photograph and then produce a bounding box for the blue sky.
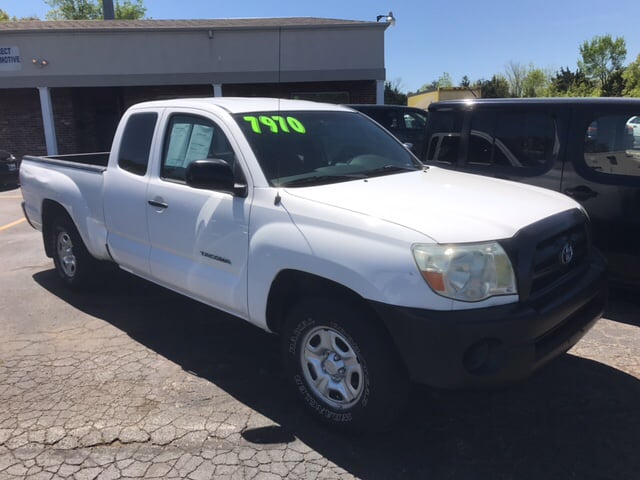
[5,0,640,93]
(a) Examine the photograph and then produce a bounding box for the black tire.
[282,295,408,432]
[49,215,98,289]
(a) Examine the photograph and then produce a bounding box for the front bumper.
[372,250,608,388]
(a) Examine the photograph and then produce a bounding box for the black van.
[423,98,640,288]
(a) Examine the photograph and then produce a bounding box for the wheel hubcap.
[56,231,76,278]
[300,326,364,409]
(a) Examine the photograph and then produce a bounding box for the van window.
[584,114,640,178]
[425,111,463,164]
[468,111,557,170]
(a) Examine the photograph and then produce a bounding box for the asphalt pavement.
[1,186,639,480]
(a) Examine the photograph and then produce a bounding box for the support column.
[376,79,385,105]
[37,87,58,156]
[212,84,223,97]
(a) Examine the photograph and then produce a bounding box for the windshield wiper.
[279,174,366,187]
[364,164,421,177]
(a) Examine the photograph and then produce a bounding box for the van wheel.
[50,215,97,289]
[282,296,408,432]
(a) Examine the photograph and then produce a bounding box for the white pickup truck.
[20,97,607,431]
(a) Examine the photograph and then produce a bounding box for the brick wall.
[0,89,46,161]
[223,80,377,104]
[0,80,377,160]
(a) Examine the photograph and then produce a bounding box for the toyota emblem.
[560,242,574,265]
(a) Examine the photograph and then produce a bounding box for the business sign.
[0,47,21,71]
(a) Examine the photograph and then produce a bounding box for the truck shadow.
[606,287,640,327]
[34,268,640,480]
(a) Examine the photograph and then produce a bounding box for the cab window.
[162,114,236,183]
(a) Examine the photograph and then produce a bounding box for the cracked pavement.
[1,187,640,479]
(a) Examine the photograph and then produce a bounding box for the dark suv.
[347,104,428,158]
[423,98,640,289]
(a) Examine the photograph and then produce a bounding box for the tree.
[460,75,471,88]
[45,0,146,20]
[505,61,528,97]
[0,8,40,20]
[522,68,550,97]
[548,67,594,97]
[475,75,510,98]
[623,54,640,97]
[384,80,407,105]
[114,0,146,19]
[578,34,627,91]
[418,72,453,92]
[436,72,453,88]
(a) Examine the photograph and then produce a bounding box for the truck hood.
[283,167,579,244]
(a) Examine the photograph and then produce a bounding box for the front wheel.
[282,296,408,432]
[50,215,97,289]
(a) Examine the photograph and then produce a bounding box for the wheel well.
[266,270,382,335]
[41,200,72,258]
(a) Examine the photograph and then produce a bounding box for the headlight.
[412,242,517,302]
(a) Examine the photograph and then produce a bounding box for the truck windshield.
[234,111,421,187]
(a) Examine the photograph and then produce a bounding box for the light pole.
[103,0,115,20]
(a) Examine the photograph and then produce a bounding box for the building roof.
[0,17,384,33]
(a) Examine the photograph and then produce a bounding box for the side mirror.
[185,159,248,197]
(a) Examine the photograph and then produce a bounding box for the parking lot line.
[0,218,26,231]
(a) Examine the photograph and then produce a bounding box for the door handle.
[564,185,598,201]
[148,199,169,209]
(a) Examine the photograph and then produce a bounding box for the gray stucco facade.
[0,18,389,158]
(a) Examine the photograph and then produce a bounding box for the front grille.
[500,209,592,301]
[530,222,589,295]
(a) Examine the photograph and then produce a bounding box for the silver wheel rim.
[300,326,364,409]
[56,230,76,278]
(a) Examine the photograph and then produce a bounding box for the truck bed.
[22,152,109,171]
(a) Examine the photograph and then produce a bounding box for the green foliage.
[419,72,453,92]
[437,72,453,88]
[45,0,146,20]
[578,34,627,90]
[623,54,640,97]
[522,68,550,97]
[475,75,510,98]
[384,81,408,105]
[114,0,146,20]
[547,67,595,97]
[0,8,40,20]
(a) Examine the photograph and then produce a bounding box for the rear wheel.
[50,215,97,289]
[282,296,408,432]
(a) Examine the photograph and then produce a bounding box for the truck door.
[103,111,159,276]
[146,112,251,317]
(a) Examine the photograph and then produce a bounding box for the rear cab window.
[117,112,158,176]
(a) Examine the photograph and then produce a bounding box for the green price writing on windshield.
[243,115,306,135]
